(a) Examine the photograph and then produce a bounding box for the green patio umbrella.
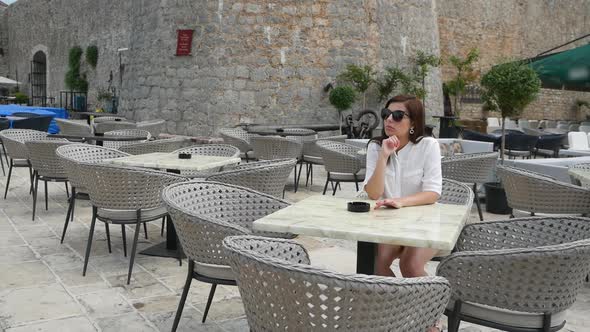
[528,43,590,91]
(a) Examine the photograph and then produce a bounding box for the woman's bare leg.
[398,247,438,277]
[374,244,403,276]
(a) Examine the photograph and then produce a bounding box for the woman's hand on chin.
[375,198,404,209]
[380,136,400,158]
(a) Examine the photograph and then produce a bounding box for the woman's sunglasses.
[381,108,409,122]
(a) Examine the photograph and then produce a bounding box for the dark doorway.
[30,51,47,106]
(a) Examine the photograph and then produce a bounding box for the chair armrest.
[437,241,590,313]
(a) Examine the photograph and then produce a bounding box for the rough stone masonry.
[1,0,443,135]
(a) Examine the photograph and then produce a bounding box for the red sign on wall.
[176,29,194,56]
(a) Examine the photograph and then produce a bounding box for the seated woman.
[363,95,442,278]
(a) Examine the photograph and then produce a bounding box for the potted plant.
[574,99,590,121]
[480,60,541,214]
[329,85,356,134]
[96,88,114,113]
[337,64,375,110]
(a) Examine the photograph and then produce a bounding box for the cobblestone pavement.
[0,165,587,331]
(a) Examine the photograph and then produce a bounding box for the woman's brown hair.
[369,95,425,145]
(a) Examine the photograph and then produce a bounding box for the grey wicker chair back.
[55,144,130,190]
[25,140,73,178]
[174,144,240,158]
[437,216,590,330]
[93,116,126,123]
[218,127,255,156]
[569,162,590,186]
[136,119,166,138]
[497,165,590,214]
[441,152,498,184]
[251,136,302,160]
[283,128,317,157]
[315,140,364,174]
[439,178,474,206]
[224,235,451,332]
[206,158,296,198]
[0,129,47,159]
[94,121,136,134]
[303,134,347,159]
[55,118,93,136]
[118,137,186,155]
[103,129,151,149]
[162,181,290,267]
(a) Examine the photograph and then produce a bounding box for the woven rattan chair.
[251,136,303,192]
[0,129,47,199]
[162,181,292,330]
[94,121,136,134]
[534,134,566,158]
[12,116,53,132]
[302,134,347,186]
[437,216,590,332]
[103,129,151,150]
[441,152,498,220]
[224,235,451,332]
[55,144,130,244]
[316,140,365,195]
[55,118,93,139]
[206,158,296,198]
[93,116,126,123]
[569,163,590,187]
[218,127,257,162]
[0,118,10,174]
[497,165,590,217]
[80,163,185,284]
[117,137,186,155]
[136,119,166,138]
[439,178,475,206]
[25,140,73,220]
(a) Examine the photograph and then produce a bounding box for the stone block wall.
[120,0,443,135]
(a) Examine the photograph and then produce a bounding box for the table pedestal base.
[140,215,185,260]
[356,241,376,275]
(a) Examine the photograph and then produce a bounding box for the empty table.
[254,195,471,275]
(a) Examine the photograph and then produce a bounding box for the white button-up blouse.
[362,136,442,199]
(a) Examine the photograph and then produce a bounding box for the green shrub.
[329,86,356,112]
[14,92,28,104]
[86,45,98,68]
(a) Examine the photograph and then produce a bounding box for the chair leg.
[32,173,39,221]
[295,161,304,192]
[171,260,194,332]
[44,180,48,210]
[354,174,359,192]
[293,164,299,193]
[202,283,218,323]
[126,210,142,285]
[305,163,311,186]
[121,225,127,257]
[82,207,98,277]
[105,223,112,253]
[0,146,5,176]
[473,183,483,221]
[65,182,69,198]
[61,190,75,243]
[332,181,339,196]
[1,143,8,167]
[3,159,12,199]
[29,165,34,195]
[143,222,148,240]
[70,189,76,222]
[448,301,462,332]
[322,175,330,195]
[310,163,314,185]
[542,313,552,332]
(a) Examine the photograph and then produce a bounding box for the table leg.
[140,215,185,259]
[356,241,376,275]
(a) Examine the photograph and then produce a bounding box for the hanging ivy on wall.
[86,45,98,68]
[64,46,88,92]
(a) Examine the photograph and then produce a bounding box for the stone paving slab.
[0,165,587,331]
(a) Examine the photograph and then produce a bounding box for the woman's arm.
[375,191,439,209]
[364,138,399,200]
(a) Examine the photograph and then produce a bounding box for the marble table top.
[254,195,471,251]
[569,168,590,188]
[105,152,241,171]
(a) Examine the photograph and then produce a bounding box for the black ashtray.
[347,201,370,213]
[275,128,284,133]
[114,118,122,121]
[178,153,192,159]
